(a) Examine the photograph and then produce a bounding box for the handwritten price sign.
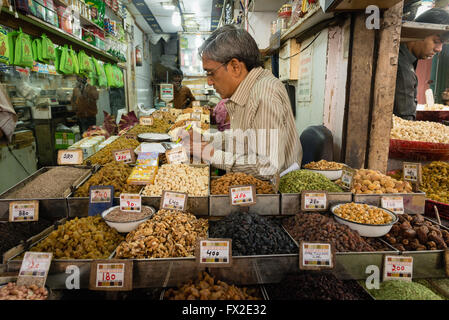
[381,196,404,214]
[57,149,83,165]
[340,166,355,190]
[89,260,133,291]
[120,193,142,212]
[9,201,39,222]
[403,162,421,184]
[196,239,232,267]
[166,146,188,164]
[113,149,135,164]
[301,191,328,211]
[161,191,188,211]
[90,188,112,203]
[190,112,202,121]
[299,242,335,270]
[383,255,413,282]
[17,252,53,287]
[139,116,154,126]
[230,185,256,206]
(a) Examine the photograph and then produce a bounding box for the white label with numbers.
[383,255,413,282]
[381,196,404,215]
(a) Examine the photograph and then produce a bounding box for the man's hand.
[180,129,214,162]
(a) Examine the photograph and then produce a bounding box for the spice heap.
[151,111,177,124]
[283,213,376,252]
[128,120,172,135]
[0,218,55,259]
[142,164,209,197]
[279,170,343,193]
[336,168,413,194]
[391,115,449,144]
[164,271,260,300]
[29,216,123,259]
[209,211,297,256]
[420,161,449,204]
[265,272,371,300]
[83,136,140,165]
[362,280,443,300]
[333,203,393,225]
[211,172,274,195]
[304,160,344,170]
[104,206,154,223]
[74,162,142,197]
[383,213,449,251]
[115,209,208,259]
[0,283,48,300]
[5,167,89,199]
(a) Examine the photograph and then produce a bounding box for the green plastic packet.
[93,58,107,87]
[70,46,79,74]
[41,34,56,62]
[54,46,62,73]
[78,50,92,75]
[104,63,116,87]
[59,45,73,74]
[88,57,98,86]
[0,27,11,64]
[32,38,44,62]
[14,29,34,68]
[114,65,124,88]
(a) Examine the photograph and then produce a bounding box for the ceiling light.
[172,11,181,26]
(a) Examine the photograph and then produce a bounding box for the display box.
[55,131,75,150]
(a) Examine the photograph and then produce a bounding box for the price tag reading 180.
[381,196,404,215]
[230,185,256,206]
[383,255,413,282]
[120,193,141,212]
[9,201,39,222]
[89,260,133,291]
[197,239,232,267]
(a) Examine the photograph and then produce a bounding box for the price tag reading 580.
[230,185,256,206]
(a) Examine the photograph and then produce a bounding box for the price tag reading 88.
[96,263,125,288]
[383,255,413,282]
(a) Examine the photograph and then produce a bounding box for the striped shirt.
[210,67,302,179]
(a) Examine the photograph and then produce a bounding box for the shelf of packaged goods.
[323,0,402,12]
[401,21,449,42]
[0,7,119,64]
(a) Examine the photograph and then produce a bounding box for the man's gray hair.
[199,24,263,71]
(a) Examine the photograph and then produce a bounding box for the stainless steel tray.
[353,191,426,214]
[0,166,94,220]
[280,191,352,215]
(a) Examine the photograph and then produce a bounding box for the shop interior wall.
[134,25,153,109]
[247,11,278,50]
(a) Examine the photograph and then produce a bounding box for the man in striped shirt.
[185,25,302,179]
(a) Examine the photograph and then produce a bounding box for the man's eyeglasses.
[204,61,228,77]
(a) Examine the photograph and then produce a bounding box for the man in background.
[171,68,196,109]
[71,76,99,134]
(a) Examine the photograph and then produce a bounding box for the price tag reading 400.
[57,149,83,165]
[161,191,188,211]
[120,193,141,212]
[381,196,404,215]
[17,252,53,288]
[196,239,232,267]
[9,201,39,222]
[229,185,256,206]
[383,255,413,282]
[89,260,133,291]
[301,191,328,211]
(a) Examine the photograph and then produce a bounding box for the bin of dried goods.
[210,172,279,216]
[83,136,140,166]
[163,271,262,300]
[141,164,209,215]
[303,160,344,180]
[336,168,425,215]
[127,120,172,135]
[383,213,449,251]
[68,162,142,217]
[151,110,177,124]
[279,169,351,215]
[115,209,208,259]
[361,280,444,300]
[102,205,155,233]
[0,166,91,220]
[419,161,449,220]
[0,283,49,300]
[389,115,449,161]
[265,272,372,300]
[331,203,397,237]
[209,211,297,256]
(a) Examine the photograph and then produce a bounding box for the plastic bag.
[59,45,73,74]
[104,63,115,87]
[14,29,34,68]
[54,46,62,73]
[41,34,56,61]
[78,50,92,75]
[32,38,44,62]
[70,46,79,74]
[88,57,98,86]
[93,58,107,88]
[0,27,10,64]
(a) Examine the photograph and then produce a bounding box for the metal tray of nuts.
[0,166,95,220]
[140,164,210,216]
[209,176,280,216]
[353,191,426,215]
[160,283,269,300]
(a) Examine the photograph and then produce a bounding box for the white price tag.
[139,116,153,126]
[161,107,170,112]
[96,263,125,288]
[166,146,188,164]
[160,83,174,102]
[17,252,53,287]
[340,166,355,190]
[9,201,39,222]
[161,191,188,211]
[302,191,328,211]
[403,162,421,183]
[193,106,203,113]
[57,149,83,165]
[230,185,256,206]
[383,255,413,282]
[120,193,142,212]
[197,239,232,267]
[381,196,404,214]
[113,149,135,164]
[300,242,334,270]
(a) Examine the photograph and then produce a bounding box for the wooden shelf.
[1,7,119,64]
[401,21,449,42]
[324,0,402,12]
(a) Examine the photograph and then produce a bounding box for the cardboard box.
[55,131,76,150]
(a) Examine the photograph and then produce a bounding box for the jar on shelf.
[278,3,292,31]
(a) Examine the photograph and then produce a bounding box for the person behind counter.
[71,76,99,134]
[171,68,196,109]
[182,24,302,179]
[394,8,449,120]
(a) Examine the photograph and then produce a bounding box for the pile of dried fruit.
[280,170,343,193]
[211,172,274,195]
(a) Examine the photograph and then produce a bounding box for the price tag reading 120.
[120,193,141,212]
[197,239,232,267]
[230,185,256,206]
[381,196,404,215]
[383,255,413,282]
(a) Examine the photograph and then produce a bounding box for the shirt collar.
[400,43,418,66]
[229,67,264,107]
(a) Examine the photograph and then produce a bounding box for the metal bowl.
[101,205,155,233]
[137,133,171,143]
[330,203,398,237]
